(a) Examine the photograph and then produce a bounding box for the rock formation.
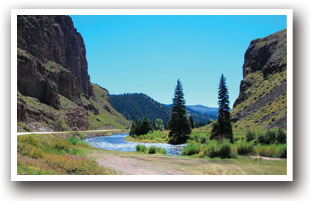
[231,29,287,130]
[17,15,129,131]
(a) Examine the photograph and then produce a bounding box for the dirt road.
[89,150,286,175]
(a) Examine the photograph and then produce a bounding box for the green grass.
[17,134,116,175]
[87,84,130,129]
[126,130,169,143]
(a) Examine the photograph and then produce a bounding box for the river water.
[84,133,185,156]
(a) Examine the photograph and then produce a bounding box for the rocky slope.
[17,15,129,131]
[231,29,287,130]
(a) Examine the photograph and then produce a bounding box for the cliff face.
[17,15,129,132]
[17,15,92,103]
[231,29,287,130]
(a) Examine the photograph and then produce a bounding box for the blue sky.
[71,15,286,108]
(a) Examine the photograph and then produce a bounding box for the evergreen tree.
[211,74,233,143]
[189,115,195,128]
[169,79,191,144]
[140,117,153,134]
[129,117,152,136]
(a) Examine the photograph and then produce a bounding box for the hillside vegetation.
[231,29,287,131]
[110,93,216,124]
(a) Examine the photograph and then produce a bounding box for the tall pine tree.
[169,79,191,144]
[211,74,233,143]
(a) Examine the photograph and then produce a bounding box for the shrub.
[218,141,232,159]
[264,129,277,144]
[156,147,167,154]
[69,137,87,146]
[236,141,254,155]
[182,142,201,156]
[246,131,256,142]
[148,146,156,154]
[190,133,208,144]
[69,137,79,145]
[257,133,266,144]
[278,144,287,158]
[53,139,69,151]
[205,140,232,159]
[78,132,86,139]
[276,128,286,144]
[206,140,220,158]
[136,145,148,153]
[256,144,287,158]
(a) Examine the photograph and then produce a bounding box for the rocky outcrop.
[232,29,287,130]
[17,15,92,98]
[242,29,287,78]
[17,15,130,131]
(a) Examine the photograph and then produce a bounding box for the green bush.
[136,144,148,153]
[264,129,277,144]
[218,141,232,159]
[69,137,87,146]
[246,131,256,142]
[206,140,220,158]
[256,129,286,145]
[182,142,201,156]
[256,144,287,158]
[278,144,287,158]
[236,141,254,155]
[257,133,266,144]
[204,140,232,159]
[190,133,208,144]
[156,147,167,154]
[276,128,286,144]
[148,146,156,154]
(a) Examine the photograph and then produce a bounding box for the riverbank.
[17,133,287,175]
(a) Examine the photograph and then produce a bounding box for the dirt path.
[89,150,268,175]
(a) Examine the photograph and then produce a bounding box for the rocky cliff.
[17,15,129,131]
[231,29,287,130]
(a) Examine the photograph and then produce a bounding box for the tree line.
[130,74,233,145]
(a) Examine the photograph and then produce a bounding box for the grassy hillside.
[83,84,130,130]
[17,84,130,132]
[231,70,287,131]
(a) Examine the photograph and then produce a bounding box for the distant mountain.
[166,104,217,124]
[187,105,218,116]
[110,93,171,123]
[110,93,217,124]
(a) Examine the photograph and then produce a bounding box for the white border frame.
[11,9,293,181]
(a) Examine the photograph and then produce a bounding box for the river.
[84,133,185,156]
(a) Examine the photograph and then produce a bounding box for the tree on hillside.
[189,115,195,128]
[211,74,233,143]
[169,79,191,144]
